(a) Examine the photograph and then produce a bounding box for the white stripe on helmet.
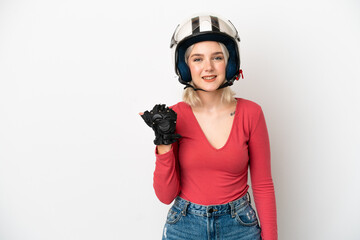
[199,15,212,32]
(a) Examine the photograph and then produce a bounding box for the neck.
[194,89,230,113]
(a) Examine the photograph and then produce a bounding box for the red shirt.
[153,98,277,239]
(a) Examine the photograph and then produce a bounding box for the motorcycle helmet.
[170,14,242,90]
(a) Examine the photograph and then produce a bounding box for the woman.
[140,14,277,240]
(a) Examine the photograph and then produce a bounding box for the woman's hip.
[162,193,262,240]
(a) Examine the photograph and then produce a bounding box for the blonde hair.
[182,42,236,107]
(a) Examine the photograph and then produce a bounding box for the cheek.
[216,63,226,73]
[189,64,202,76]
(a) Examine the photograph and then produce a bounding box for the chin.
[193,80,224,92]
[204,82,224,92]
[198,85,222,92]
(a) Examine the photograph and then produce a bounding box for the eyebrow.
[189,52,224,58]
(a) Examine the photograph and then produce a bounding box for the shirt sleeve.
[248,107,278,240]
[153,142,181,204]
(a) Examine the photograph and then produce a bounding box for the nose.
[204,59,214,72]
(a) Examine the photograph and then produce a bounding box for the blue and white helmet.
[170,14,241,88]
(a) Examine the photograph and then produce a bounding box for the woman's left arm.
[248,106,278,240]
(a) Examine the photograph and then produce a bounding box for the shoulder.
[235,98,263,115]
[235,98,267,132]
[169,101,190,115]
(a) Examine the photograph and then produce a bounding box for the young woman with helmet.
[140,14,277,240]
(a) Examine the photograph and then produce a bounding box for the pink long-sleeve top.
[153,98,277,239]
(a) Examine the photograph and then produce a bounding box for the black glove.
[141,104,182,145]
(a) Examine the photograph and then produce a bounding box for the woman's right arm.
[139,104,181,204]
[153,142,181,204]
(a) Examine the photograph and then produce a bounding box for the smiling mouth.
[202,75,217,82]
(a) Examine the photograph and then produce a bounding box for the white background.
[0,0,359,239]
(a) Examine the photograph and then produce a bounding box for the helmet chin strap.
[183,83,207,92]
[183,81,230,92]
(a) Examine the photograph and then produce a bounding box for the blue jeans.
[162,193,262,240]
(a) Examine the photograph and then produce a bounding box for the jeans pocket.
[165,206,183,224]
[234,202,259,227]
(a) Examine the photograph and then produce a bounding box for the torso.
[172,98,255,204]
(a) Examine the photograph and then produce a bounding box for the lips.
[202,75,217,82]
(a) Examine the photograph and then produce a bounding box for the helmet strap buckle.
[236,69,244,80]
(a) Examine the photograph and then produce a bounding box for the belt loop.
[229,201,235,218]
[247,192,251,205]
[181,201,189,216]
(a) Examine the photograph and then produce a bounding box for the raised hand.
[140,104,181,145]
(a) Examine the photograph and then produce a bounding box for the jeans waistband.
[173,193,251,217]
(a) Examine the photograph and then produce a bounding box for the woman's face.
[187,41,226,92]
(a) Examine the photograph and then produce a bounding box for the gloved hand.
[140,104,181,145]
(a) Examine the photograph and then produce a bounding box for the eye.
[192,58,202,62]
[214,56,223,61]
